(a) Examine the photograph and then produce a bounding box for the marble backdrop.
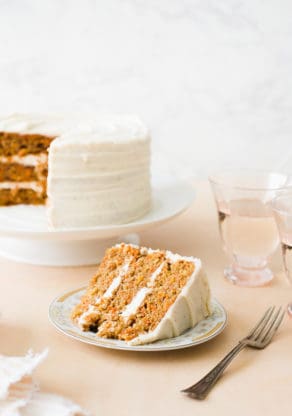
[0,0,292,177]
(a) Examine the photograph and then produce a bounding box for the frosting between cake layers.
[78,305,98,327]
[0,181,44,193]
[103,259,131,299]
[0,153,48,166]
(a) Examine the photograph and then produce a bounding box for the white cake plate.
[0,174,196,266]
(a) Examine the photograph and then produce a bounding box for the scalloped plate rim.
[48,288,227,352]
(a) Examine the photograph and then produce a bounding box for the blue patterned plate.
[49,288,227,352]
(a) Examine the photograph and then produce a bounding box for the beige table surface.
[1,182,291,415]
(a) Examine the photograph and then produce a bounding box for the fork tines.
[181,305,285,399]
[246,306,285,348]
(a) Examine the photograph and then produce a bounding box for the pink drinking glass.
[272,192,292,316]
[209,171,292,287]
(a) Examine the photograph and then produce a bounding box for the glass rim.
[208,169,292,192]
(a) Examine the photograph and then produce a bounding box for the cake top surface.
[0,113,149,143]
[118,243,201,266]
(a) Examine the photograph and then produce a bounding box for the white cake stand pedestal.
[0,233,140,266]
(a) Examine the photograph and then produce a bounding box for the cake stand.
[0,174,196,266]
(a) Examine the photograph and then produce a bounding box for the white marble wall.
[0,0,292,177]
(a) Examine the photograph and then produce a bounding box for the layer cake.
[0,114,151,229]
[72,243,211,345]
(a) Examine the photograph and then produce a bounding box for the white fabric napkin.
[21,393,87,416]
[0,350,90,416]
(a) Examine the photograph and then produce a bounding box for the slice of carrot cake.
[72,243,211,345]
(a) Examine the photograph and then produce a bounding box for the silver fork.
[181,306,285,400]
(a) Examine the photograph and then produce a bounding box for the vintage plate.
[49,288,227,352]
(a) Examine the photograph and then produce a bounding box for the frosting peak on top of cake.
[0,113,70,136]
[56,116,149,145]
[0,113,149,142]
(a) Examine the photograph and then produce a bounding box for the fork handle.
[182,342,246,399]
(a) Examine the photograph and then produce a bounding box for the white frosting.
[0,113,70,136]
[78,305,97,326]
[119,243,200,265]
[47,119,151,229]
[0,153,48,166]
[103,276,122,300]
[0,113,151,229]
[103,259,130,298]
[0,181,44,193]
[0,113,149,141]
[148,261,165,285]
[121,288,151,319]
[128,257,211,346]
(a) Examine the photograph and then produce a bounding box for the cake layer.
[0,181,45,192]
[72,244,211,345]
[0,132,54,156]
[0,162,47,181]
[0,149,49,205]
[0,183,46,205]
[0,153,48,166]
